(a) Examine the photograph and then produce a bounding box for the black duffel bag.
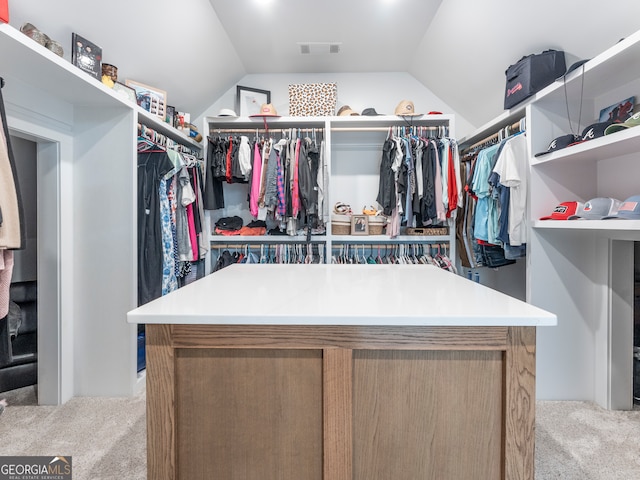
[504,49,566,109]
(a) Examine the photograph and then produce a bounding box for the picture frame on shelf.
[236,85,271,117]
[125,79,167,120]
[599,96,635,123]
[71,32,102,80]
[166,105,176,128]
[112,81,137,104]
[351,215,369,236]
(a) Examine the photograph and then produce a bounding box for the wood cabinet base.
[146,324,536,480]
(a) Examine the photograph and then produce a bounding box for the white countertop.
[127,264,556,327]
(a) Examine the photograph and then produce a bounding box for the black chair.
[0,281,37,393]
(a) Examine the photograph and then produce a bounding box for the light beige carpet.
[536,400,640,479]
[0,386,146,480]
[1,386,639,479]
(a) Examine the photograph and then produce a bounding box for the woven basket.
[369,224,384,235]
[368,216,386,235]
[405,226,448,236]
[331,214,351,235]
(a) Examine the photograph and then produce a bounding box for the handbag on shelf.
[504,49,566,109]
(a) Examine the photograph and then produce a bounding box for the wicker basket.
[331,214,351,235]
[405,226,448,236]
[368,216,387,235]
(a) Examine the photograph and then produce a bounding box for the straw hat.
[250,103,279,117]
[394,100,422,116]
[337,105,360,116]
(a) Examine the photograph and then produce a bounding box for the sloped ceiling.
[207,0,443,74]
[413,0,640,127]
[7,0,640,131]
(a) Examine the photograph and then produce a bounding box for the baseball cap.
[539,201,584,220]
[570,121,613,145]
[556,59,590,79]
[602,195,640,219]
[534,134,580,157]
[567,197,622,220]
[604,112,640,135]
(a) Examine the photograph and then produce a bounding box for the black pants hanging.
[137,151,173,306]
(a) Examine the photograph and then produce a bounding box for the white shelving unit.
[204,114,457,264]
[0,23,201,403]
[528,29,640,410]
[460,28,640,409]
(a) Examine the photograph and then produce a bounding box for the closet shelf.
[138,109,202,150]
[0,22,187,117]
[531,125,640,167]
[534,29,640,106]
[331,235,450,243]
[210,235,327,243]
[459,108,526,149]
[533,219,640,232]
[207,116,327,132]
[0,23,199,151]
[0,23,128,109]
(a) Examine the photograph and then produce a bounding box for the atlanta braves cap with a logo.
[567,197,622,220]
[569,121,613,146]
[583,121,612,140]
[534,134,580,157]
[602,195,640,219]
[539,201,584,220]
[604,112,640,135]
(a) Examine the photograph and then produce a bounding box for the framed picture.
[71,32,102,80]
[166,105,176,127]
[126,80,167,120]
[599,96,635,123]
[236,85,271,117]
[351,215,369,236]
[112,82,137,104]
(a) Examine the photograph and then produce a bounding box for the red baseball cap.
[539,201,584,220]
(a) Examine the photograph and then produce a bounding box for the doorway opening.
[3,132,62,405]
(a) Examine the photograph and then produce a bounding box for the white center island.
[128,264,556,480]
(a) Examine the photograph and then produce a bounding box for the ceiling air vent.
[298,42,342,55]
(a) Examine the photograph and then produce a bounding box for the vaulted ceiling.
[8,0,640,132]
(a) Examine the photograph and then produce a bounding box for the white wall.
[194,72,476,138]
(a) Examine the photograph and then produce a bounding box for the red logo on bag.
[507,83,523,97]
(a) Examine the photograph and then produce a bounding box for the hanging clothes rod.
[208,127,324,134]
[331,126,446,132]
[208,126,447,134]
[465,120,524,152]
